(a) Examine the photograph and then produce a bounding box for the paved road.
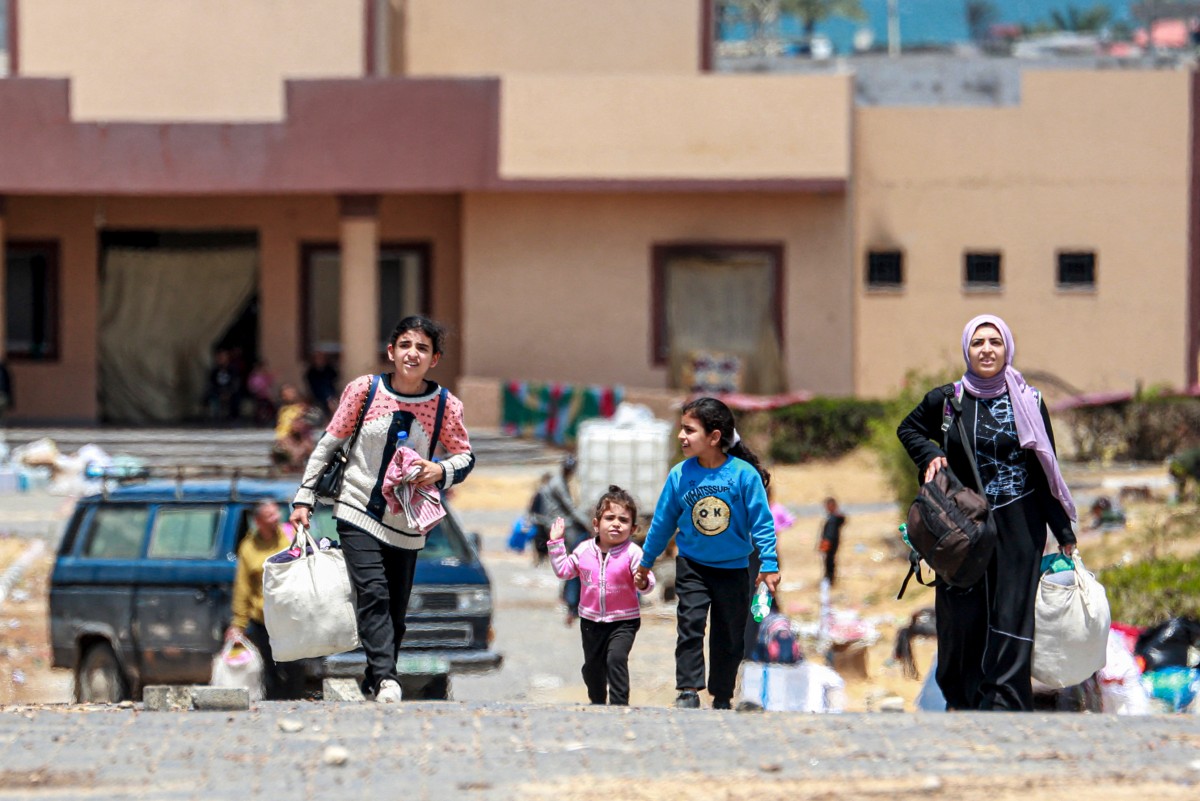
[1,703,1198,800]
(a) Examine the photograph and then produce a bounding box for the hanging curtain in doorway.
[99,247,256,423]
[665,255,785,395]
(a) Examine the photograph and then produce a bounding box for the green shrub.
[1098,553,1200,627]
[865,368,960,512]
[1065,396,1200,462]
[768,397,885,463]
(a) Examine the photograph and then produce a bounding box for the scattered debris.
[277,718,304,733]
[322,746,349,766]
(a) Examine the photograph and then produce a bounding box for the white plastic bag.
[1032,554,1111,688]
[262,527,360,662]
[737,662,845,713]
[210,633,264,702]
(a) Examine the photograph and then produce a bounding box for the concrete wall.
[3,194,461,422]
[460,191,853,397]
[403,0,700,76]
[18,0,363,120]
[499,74,852,180]
[854,70,1193,397]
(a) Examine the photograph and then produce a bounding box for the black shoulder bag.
[312,374,380,503]
[896,386,998,599]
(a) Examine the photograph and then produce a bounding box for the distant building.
[0,1,1196,424]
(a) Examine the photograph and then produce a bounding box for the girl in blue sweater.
[635,397,779,709]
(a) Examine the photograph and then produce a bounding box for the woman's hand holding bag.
[262,526,360,662]
[1032,552,1111,688]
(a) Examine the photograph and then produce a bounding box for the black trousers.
[579,618,640,705]
[934,501,1045,711]
[244,619,305,700]
[823,547,838,585]
[675,555,752,702]
[338,523,419,695]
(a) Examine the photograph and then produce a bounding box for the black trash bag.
[1134,617,1200,673]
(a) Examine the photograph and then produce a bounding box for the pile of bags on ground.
[916,616,1200,713]
[0,436,144,496]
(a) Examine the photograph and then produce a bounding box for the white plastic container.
[576,404,673,513]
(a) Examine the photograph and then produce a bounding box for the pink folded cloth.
[383,445,447,535]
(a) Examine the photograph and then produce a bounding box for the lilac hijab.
[961,314,1076,522]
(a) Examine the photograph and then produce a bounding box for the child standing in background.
[635,397,779,710]
[548,485,654,706]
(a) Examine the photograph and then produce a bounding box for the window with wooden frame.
[301,243,431,357]
[651,244,785,395]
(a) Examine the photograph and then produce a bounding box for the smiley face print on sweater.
[692,495,732,536]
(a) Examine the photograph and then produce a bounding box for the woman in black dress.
[897,314,1077,711]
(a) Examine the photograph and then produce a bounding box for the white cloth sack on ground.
[738,662,845,713]
[1098,628,1151,715]
[262,526,360,662]
[1032,554,1111,688]
[210,633,264,702]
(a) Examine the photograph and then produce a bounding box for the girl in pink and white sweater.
[549,485,655,705]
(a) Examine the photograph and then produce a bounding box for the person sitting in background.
[245,360,277,426]
[304,351,339,416]
[225,502,303,700]
[1087,496,1126,531]
[0,360,13,421]
[271,384,320,471]
[205,349,241,421]
[1168,447,1200,502]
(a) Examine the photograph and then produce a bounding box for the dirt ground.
[0,447,1186,712]
[0,541,70,705]
[518,776,1200,801]
[449,448,1186,712]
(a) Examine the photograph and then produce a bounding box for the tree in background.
[1050,4,1114,31]
[965,0,999,42]
[1025,3,1114,34]
[723,0,778,47]
[719,0,867,43]
[780,0,868,39]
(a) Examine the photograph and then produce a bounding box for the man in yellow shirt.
[225,501,304,699]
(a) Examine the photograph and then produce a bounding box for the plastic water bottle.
[899,522,913,552]
[751,583,772,623]
[395,431,408,447]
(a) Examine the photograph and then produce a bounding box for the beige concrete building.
[0,1,1196,425]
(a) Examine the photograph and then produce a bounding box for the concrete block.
[323,678,366,702]
[191,686,249,711]
[143,685,193,712]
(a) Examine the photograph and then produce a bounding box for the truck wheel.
[76,643,129,704]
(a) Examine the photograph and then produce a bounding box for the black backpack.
[897,386,998,599]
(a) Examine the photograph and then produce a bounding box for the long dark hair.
[389,315,446,355]
[680,397,770,489]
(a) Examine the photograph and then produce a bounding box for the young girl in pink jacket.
[548,485,655,705]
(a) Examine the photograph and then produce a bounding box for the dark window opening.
[867,251,903,287]
[5,241,59,360]
[965,252,1002,287]
[1058,251,1096,288]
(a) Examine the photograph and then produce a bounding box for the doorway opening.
[98,230,259,424]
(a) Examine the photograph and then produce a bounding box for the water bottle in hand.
[751,583,772,623]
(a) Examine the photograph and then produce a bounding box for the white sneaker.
[375,679,402,704]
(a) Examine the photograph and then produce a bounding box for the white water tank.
[576,404,673,513]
